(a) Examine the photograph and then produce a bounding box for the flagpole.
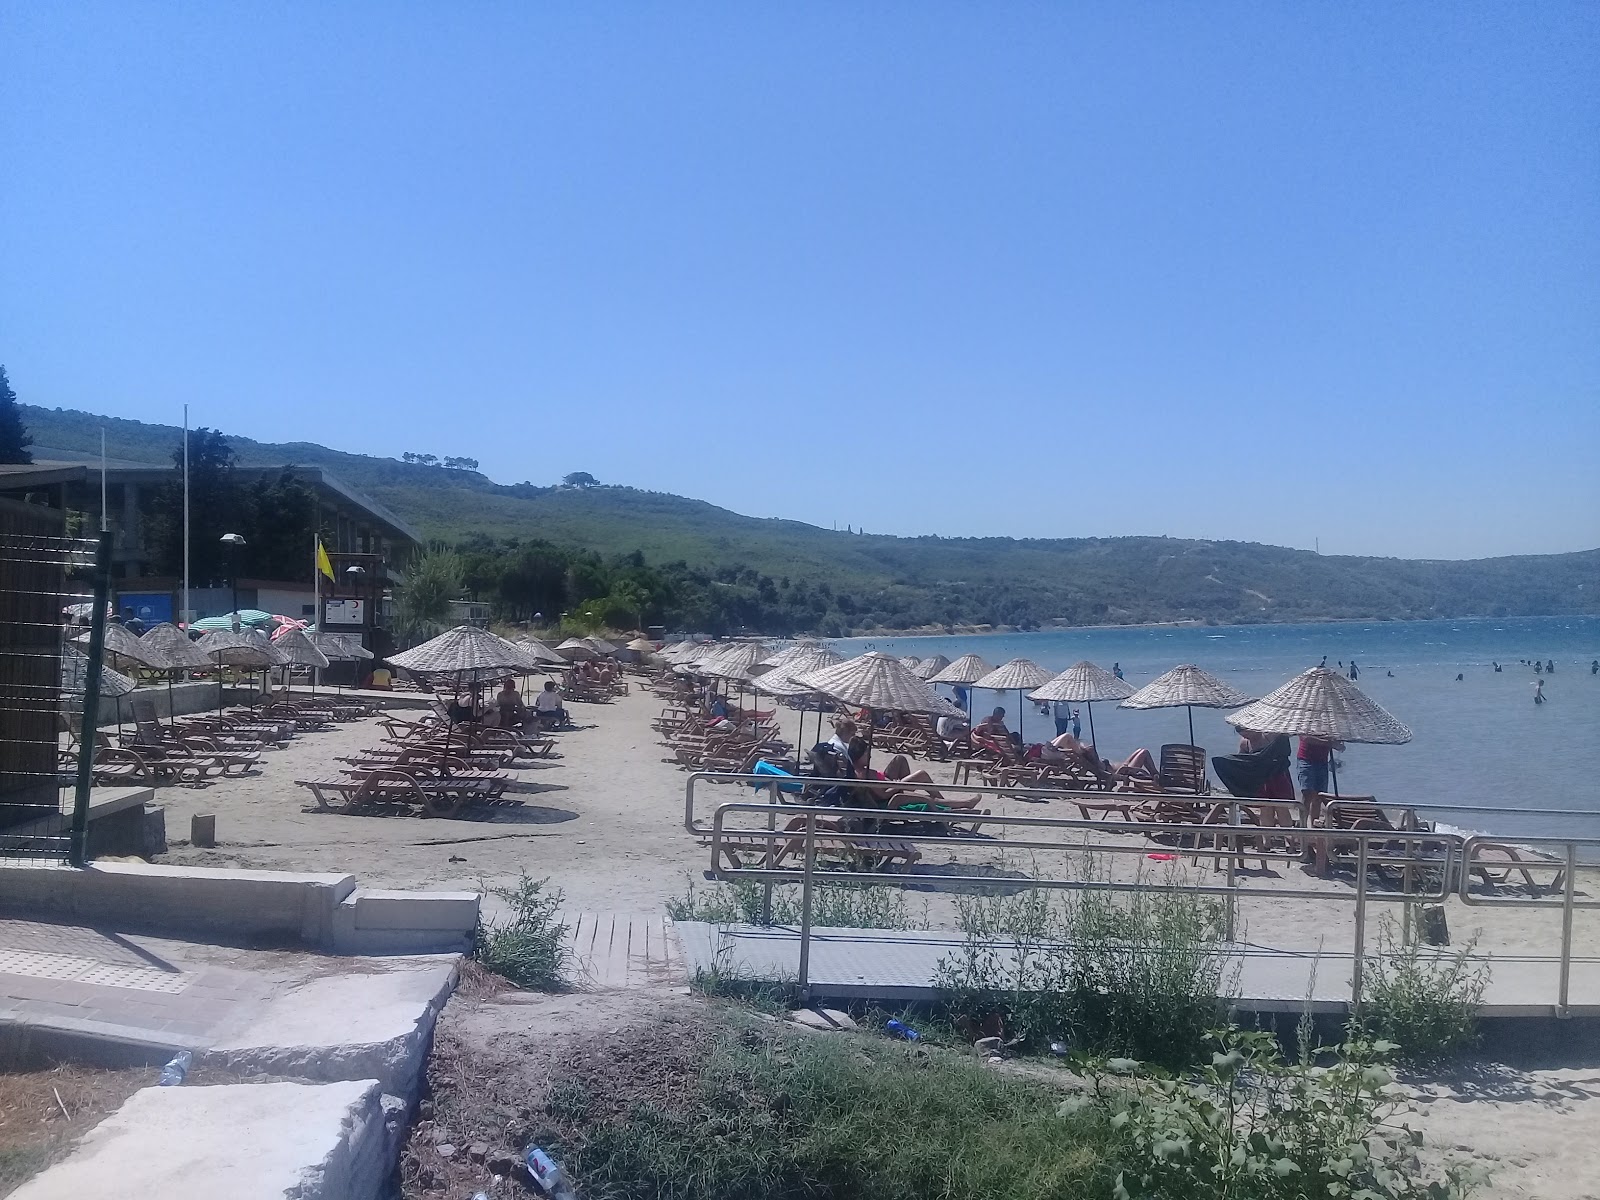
[99,429,107,532]
[311,504,320,691]
[182,404,190,628]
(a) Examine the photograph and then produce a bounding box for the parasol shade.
[140,623,213,669]
[1029,661,1135,704]
[390,626,546,676]
[271,628,331,669]
[1225,667,1411,745]
[61,647,137,698]
[971,658,1055,692]
[626,638,656,653]
[696,642,771,682]
[790,651,961,716]
[911,654,951,681]
[189,609,274,632]
[555,637,596,660]
[928,653,993,686]
[73,623,171,670]
[196,629,282,668]
[752,646,847,697]
[1120,665,1254,711]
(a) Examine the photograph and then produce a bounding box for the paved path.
[674,921,1600,1015]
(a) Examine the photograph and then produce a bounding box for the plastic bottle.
[158,1050,193,1086]
[884,1019,920,1042]
[525,1147,578,1199]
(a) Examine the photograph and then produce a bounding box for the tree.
[148,428,240,583]
[0,365,33,464]
[562,471,599,488]
[442,456,480,471]
[392,544,463,642]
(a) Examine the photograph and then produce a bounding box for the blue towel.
[749,759,803,793]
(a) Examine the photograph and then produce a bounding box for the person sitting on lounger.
[493,678,530,730]
[1046,731,1159,786]
[881,754,985,811]
[533,680,569,729]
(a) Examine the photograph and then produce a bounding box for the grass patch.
[549,1009,1118,1200]
[666,875,927,930]
[936,859,1234,1068]
[474,873,569,990]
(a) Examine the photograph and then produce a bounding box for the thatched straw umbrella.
[584,636,619,656]
[898,655,922,670]
[911,654,951,681]
[195,629,282,714]
[1028,660,1134,749]
[61,646,137,737]
[1120,665,1256,788]
[390,625,553,747]
[695,642,772,715]
[971,658,1055,744]
[791,651,961,752]
[72,623,169,734]
[140,622,213,728]
[752,645,847,755]
[271,628,331,692]
[515,638,568,666]
[555,637,596,661]
[928,653,993,720]
[1224,666,1411,796]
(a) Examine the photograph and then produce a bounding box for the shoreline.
[829,612,1599,642]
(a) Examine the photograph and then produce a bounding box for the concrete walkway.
[0,915,461,1198]
[564,911,685,990]
[674,921,1600,1015]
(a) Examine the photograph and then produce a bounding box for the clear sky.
[3,3,1596,560]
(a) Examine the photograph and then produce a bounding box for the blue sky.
[3,3,1596,559]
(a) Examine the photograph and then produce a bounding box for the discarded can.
[884,1019,920,1042]
[158,1050,193,1087]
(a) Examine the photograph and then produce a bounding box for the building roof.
[0,459,421,546]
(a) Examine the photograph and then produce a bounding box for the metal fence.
[0,527,111,864]
[682,771,1600,1014]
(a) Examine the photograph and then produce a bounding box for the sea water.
[831,616,1600,845]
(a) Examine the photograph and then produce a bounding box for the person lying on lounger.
[1043,731,1159,786]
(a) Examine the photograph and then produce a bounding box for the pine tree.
[0,365,34,464]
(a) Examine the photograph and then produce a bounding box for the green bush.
[1360,919,1488,1062]
[474,874,568,990]
[936,864,1234,1068]
[1079,1028,1485,1200]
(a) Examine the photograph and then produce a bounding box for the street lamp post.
[220,533,247,631]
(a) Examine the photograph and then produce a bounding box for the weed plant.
[666,876,927,930]
[1360,918,1488,1062]
[474,873,569,990]
[936,858,1234,1068]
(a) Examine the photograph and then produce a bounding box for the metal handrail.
[680,771,1598,1014]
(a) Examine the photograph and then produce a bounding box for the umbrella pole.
[1086,702,1097,749]
[166,674,177,733]
[1188,705,1201,794]
[1330,755,1340,798]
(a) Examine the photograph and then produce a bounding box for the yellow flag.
[316,539,335,581]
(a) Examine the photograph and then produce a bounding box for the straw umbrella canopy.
[898,655,923,670]
[61,645,137,733]
[697,642,770,683]
[911,654,951,681]
[309,631,373,660]
[1224,667,1411,795]
[390,625,544,678]
[928,652,993,720]
[584,636,619,656]
[272,628,332,671]
[626,638,656,654]
[1028,661,1135,748]
[138,622,214,727]
[1120,665,1256,772]
[752,645,848,755]
[555,637,596,661]
[514,638,568,666]
[971,658,1055,743]
[73,622,170,671]
[195,629,282,713]
[790,652,962,729]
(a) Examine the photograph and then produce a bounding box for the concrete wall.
[96,680,261,726]
[0,861,478,954]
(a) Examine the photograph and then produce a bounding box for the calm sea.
[831,617,1600,845]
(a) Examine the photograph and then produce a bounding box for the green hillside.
[19,403,1598,631]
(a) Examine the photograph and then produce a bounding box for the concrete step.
[8,1079,404,1200]
[330,888,479,955]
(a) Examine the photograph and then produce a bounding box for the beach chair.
[1158,744,1209,794]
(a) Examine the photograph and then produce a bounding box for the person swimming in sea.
[1386,670,1394,677]
[1492,661,1501,672]
[1349,660,1359,680]
[1546,659,1555,674]
[1592,659,1598,675]
[1534,679,1546,705]
[1455,673,1464,682]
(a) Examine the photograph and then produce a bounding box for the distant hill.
[19,403,1598,629]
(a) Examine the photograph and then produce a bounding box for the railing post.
[1351,837,1369,1013]
[1224,798,1238,941]
[1558,843,1577,1018]
[69,531,113,868]
[797,811,817,1003]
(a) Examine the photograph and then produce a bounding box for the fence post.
[1558,843,1577,1018]
[69,530,113,867]
[1350,837,1369,1013]
[1224,798,1238,941]
[797,812,817,1003]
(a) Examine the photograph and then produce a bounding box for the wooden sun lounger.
[296,771,510,818]
[699,829,922,872]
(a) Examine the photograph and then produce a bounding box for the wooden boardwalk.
[564,912,686,991]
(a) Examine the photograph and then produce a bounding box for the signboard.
[324,598,366,626]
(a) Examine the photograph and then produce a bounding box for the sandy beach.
[145,682,1600,1199]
